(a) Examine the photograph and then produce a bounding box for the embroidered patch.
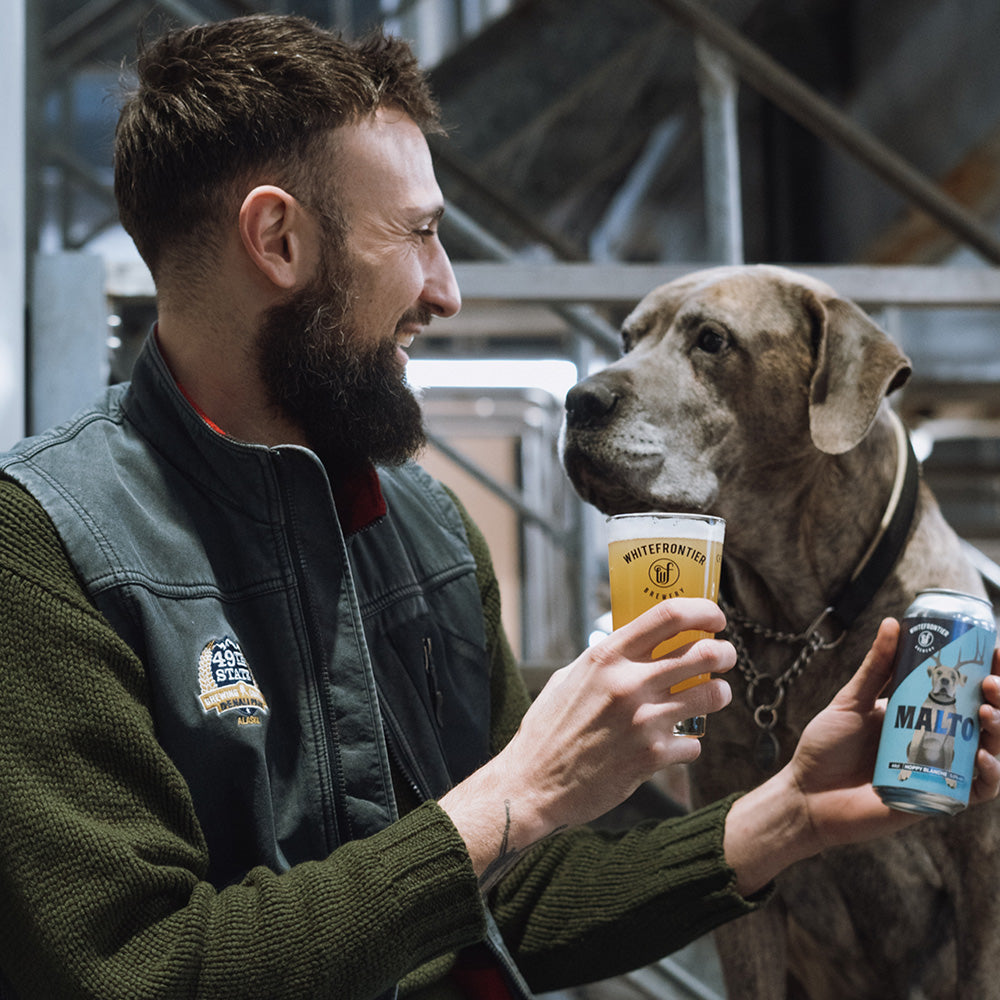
[197,636,269,719]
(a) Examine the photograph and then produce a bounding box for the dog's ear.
[806,293,912,455]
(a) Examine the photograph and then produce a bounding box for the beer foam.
[607,512,725,546]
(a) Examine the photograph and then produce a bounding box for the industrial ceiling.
[25,0,1000,645]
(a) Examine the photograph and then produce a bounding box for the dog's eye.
[695,325,728,354]
[620,328,638,354]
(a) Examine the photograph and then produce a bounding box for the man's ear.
[238,185,314,290]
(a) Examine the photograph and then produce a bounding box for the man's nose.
[422,241,462,318]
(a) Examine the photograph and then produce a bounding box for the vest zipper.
[273,449,351,848]
[386,737,423,806]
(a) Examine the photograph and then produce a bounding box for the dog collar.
[720,408,920,772]
[927,691,957,707]
[722,408,919,638]
[827,408,920,632]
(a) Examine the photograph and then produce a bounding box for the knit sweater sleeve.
[0,480,488,1000]
[447,492,766,992]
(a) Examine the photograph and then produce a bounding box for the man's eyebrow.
[411,205,445,222]
[404,205,446,231]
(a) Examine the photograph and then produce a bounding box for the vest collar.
[127,331,387,534]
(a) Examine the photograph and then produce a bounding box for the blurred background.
[5,2,1000,996]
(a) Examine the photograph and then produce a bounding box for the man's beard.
[255,255,427,469]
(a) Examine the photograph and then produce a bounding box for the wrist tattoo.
[477,799,567,893]
[478,799,523,893]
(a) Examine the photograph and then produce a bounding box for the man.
[0,13,998,1000]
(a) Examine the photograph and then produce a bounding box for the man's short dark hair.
[114,14,442,280]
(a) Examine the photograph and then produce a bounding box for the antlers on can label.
[874,589,996,816]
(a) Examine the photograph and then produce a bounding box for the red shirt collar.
[330,463,387,535]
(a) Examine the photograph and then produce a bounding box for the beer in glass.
[607,512,725,737]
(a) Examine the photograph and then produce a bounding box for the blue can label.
[874,615,993,810]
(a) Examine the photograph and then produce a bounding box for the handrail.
[646,0,1000,265]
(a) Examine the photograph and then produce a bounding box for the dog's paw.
[899,770,910,782]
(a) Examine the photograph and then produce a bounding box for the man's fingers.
[977,676,1000,758]
[971,744,1000,804]
[833,618,900,709]
[614,598,727,660]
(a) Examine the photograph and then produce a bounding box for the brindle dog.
[560,264,999,1000]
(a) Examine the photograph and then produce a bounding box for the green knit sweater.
[0,478,760,1000]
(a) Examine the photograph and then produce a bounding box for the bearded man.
[1,13,999,1000]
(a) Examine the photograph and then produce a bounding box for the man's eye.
[695,326,727,354]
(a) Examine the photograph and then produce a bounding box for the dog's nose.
[565,379,622,429]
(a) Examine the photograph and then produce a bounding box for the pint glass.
[607,512,725,737]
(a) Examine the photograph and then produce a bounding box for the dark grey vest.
[1,337,538,997]
[1,335,496,877]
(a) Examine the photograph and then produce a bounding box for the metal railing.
[648,0,1000,265]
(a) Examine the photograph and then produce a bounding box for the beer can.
[874,589,996,816]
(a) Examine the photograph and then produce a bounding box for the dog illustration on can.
[898,642,971,788]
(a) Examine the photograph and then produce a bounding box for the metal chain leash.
[719,596,846,770]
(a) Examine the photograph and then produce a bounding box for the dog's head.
[560,265,911,519]
[927,662,967,701]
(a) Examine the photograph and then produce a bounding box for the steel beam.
[451,262,1000,308]
[1,0,26,448]
[107,256,1000,310]
[696,37,743,264]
